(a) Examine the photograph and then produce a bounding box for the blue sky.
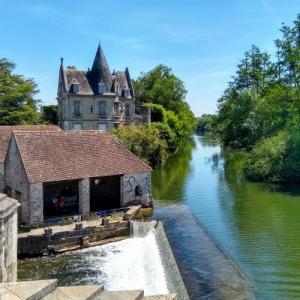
[1,0,299,116]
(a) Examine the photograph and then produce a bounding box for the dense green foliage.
[133,64,196,138]
[0,59,41,125]
[42,104,58,124]
[110,124,168,168]
[196,114,217,133]
[246,127,300,183]
[112,65,196,168]
[216,15,300,182]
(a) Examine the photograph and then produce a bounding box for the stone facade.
[0,193,19,282]
[58,94,136,131]
[121,172,152,207]
[57,45,149,131]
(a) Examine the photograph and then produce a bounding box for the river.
[153,134,300,299]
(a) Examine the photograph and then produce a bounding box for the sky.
[1,0,299,116]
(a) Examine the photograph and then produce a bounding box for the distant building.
[4,130,152,224]
[57,45,150,131]
[0,125,61,192]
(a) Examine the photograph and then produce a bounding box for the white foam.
[80,229,168,296]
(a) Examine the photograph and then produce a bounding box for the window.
[73,123,82,130]
[72,83,80,93]
[97,82,106,95]
[114,102,119,115]
[74,101,81,117]
[97,123,107,131]
[125,103,130,118]
[90,105,94,114]
[135,185,143,197]
[98,101,107,117]
[123,88,130,98]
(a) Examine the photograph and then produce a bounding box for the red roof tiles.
[0,125,61,163]
[13,130,151,183]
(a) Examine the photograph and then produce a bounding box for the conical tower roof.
[89,44,112,93]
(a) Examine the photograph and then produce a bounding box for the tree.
[133,64,196,137]
[42,104,58,125]
[275,15,300,87]
[133,64,187,112]
[0,58,41,125]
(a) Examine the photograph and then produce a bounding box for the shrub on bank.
[110,124,168,168]
[245,127,300,183]
[245,131,287,183]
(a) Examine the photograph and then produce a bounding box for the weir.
[130,221,190,300]
[18,220,187,299]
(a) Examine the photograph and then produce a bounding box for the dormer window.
[97,81,106,95]
[71,82,80,93]
[123,88,131,98]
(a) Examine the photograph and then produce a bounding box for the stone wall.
[121,172,152,207]
[0,193,19,282]
[4,135,30,222]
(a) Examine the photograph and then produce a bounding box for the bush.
[110,125,168,168]
[150,122,177,150]
[245,128,300,183]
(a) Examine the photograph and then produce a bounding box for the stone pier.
[0,193,20,282]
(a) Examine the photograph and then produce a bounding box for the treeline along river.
[153,134,300,299]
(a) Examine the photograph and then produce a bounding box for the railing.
[18,207,129,231]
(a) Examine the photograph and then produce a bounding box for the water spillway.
[18,221,189,299]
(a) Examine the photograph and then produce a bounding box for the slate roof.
[89,44,112,92]
[60,45,134,97]
[13,131,151,183]
[0,125,61,163]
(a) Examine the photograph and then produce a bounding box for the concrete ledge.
[42,285,103,300]
[143,295,177,300]
[0,279,57,299]
[98,290,144,300]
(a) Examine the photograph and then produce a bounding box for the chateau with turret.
[57,45,150,131]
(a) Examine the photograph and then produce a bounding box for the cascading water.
[94,222,169,295]
[18,221,172,297]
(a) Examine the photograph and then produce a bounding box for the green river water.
[152,134,300,299]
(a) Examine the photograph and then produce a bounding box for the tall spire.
[89,44,112,93]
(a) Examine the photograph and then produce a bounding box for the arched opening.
[135,185,143,197]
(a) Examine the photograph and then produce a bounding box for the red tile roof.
[13,131,151,183]
[0,125,61,163]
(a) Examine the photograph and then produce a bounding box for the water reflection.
[153,134,300,299]
[152,137,195,203]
